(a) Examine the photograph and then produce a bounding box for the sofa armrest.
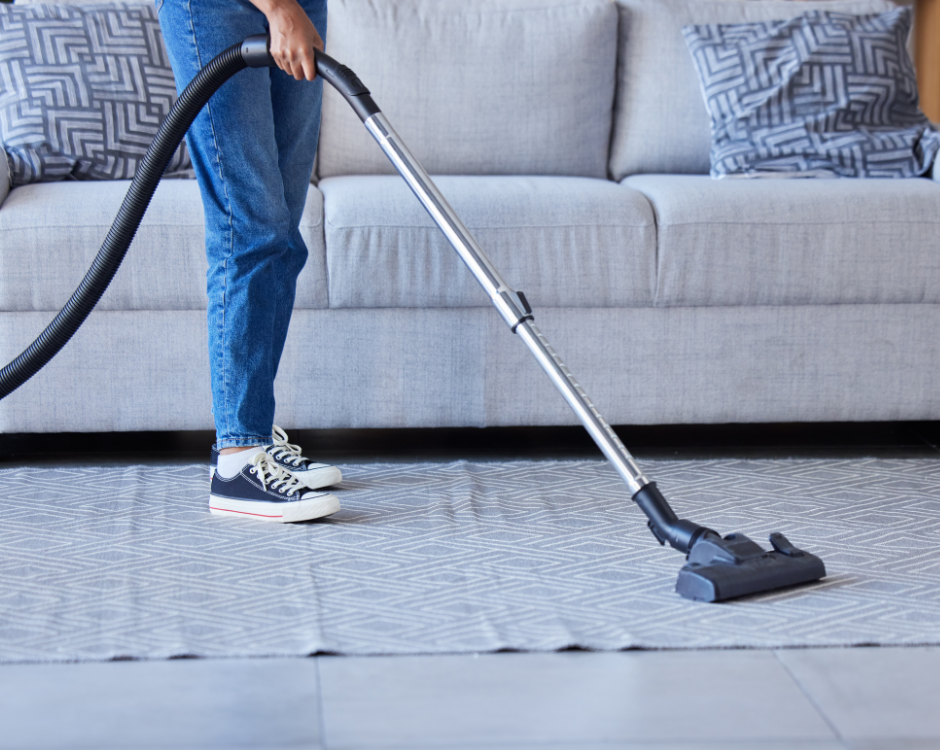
[932,124,940,183]
[0,152,10,208]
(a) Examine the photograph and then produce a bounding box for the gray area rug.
[1,458,939,662]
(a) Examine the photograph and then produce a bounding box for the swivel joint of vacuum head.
[631,482,708,553]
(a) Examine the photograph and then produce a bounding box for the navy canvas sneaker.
[267,425,342,489]
[209,451,340,523]
[209,425,342,491]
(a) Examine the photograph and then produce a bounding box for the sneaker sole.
[209,493,341,523]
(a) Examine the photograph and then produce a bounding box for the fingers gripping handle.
[240,34,380,121]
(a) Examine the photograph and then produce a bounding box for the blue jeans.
[157,0,326,449]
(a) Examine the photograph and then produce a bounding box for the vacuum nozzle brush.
[675,531,826,602]
[631,483,826,602]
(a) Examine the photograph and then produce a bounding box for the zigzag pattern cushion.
[0,3,190,186]
[682,8,940,178]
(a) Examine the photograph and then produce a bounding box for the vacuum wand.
[288,38,826,602]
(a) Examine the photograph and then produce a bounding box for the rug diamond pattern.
[0,458,938,662]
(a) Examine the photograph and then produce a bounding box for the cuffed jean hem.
[214,436,272,451]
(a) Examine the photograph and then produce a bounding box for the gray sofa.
[1,0,938,434]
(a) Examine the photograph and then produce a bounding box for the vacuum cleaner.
[0,36,826,602]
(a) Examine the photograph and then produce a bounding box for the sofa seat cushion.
[623,174,940,307]
[318,0,617,179]
[0,180,328,312]
[321,175,657,309]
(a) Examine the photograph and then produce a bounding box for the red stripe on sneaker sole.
[209,507,283,519]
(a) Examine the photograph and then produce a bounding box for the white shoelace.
[268,425,308,469]
[249,451,306,496]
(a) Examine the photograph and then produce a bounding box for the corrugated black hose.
[0,43,249,400]
[0,32,379,403]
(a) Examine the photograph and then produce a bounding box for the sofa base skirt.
[1,304,937,433]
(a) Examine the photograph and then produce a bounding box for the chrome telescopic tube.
[363,113,650,496]
[514,320,649,495]
[312,45,717,558]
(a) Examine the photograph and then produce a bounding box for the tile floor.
[1,422,939,750]
[2,649,939,749]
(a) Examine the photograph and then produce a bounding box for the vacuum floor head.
[676,531,826,602]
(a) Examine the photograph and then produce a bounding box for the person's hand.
[249,0,324,81]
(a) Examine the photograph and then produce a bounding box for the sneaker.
[209,425,342,491]
[209,451,340,523]
[266,425,343,490]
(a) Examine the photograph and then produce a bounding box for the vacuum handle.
[241,34,381,121]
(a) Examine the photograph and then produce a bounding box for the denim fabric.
[157,0,326,449]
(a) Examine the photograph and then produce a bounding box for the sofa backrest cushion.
[683,7,938,179]
[317,0,618,179]
[610,0,897,179]
[1,3,191,185]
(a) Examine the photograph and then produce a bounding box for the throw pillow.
[682,7,940,178]
[0,3,190,187]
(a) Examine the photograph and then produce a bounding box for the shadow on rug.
[1,458,938,662]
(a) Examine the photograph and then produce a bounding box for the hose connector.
[241,35,275,68]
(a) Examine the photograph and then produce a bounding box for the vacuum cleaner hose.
[0,35,380,402]
[0,44,250,401]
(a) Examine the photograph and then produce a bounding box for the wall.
[916,0,940,121]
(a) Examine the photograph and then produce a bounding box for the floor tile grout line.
[315,656,328,750]
[273,741,856,750]
[772,649,848,749]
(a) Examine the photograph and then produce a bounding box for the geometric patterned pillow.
[0,3,191,187]
[682,8,940,178]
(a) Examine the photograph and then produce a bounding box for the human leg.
[158,0,302,450]
[158,0,338,519]
[267,0,326,378]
